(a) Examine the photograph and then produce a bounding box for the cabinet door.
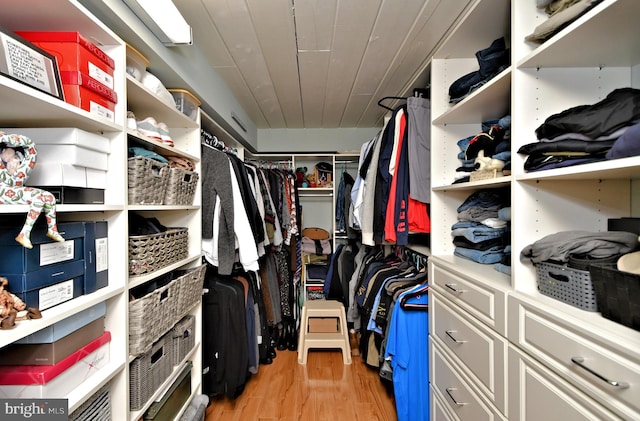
[431,340,506,421]
[508,344,623,421]
[508,294,640,420]
[431,289,507,413]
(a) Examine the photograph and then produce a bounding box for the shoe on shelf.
[136,117,161,140]
[127,111,137,131]
[157,122,174,147]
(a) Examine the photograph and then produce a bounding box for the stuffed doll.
[0,132,65,249]
[0,277,42,329]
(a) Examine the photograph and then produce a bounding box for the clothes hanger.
[377,96,406,111]
[400,283,429,311]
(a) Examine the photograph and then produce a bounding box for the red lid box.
[60,71,116,122]
[0,331,111,398]
[16,31,115,90]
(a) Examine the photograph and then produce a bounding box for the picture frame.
[0,25,64,100]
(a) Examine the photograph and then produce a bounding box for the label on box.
[88,61,113,89]
[90,100,114,121]
[40,240,75,266]
[96,238,108,273]
[39,279,74,310]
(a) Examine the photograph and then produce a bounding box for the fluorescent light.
[124,0,192,46]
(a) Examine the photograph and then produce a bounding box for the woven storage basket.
[536,261,598,311]
[164,168,199,205]
[70,381,111,421]
[589,264,640,331]
[130,331,174,410]
[128,156,170,205]
[177,264,206,312]
[129,265,204,356]
[129,277,181,356]
[172,315,196,365]
[129,227,188,275]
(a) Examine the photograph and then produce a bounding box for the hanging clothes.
[384,283,429,421]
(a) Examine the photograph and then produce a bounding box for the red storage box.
[60,71,116,121]
[0,331,111,398]
[16,31,115,90]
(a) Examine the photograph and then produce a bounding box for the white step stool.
[297,299,352,365]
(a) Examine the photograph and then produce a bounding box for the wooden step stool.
[297,300,352,365]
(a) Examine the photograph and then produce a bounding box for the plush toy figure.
[0,132,65,249]
[474,150,505,172]
[0,277,42,329]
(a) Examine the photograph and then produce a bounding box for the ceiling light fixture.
[123,0,192,46]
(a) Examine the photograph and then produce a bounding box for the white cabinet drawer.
[431,385,456,421]
[432,290,508,413]
[508,344,623,421]
[431,340,505,421]
[431,260,507,335]
[508,294,640,420]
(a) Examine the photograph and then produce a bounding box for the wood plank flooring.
[205,348,398,421]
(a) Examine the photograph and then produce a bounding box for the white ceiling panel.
[298,50,330,127]
[294,0,337,51]
[176,0,473,130]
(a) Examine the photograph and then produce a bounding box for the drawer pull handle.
[445,283,464,293]
[445,388,467,406]
[445,330,466,344]
[571,357,629,388]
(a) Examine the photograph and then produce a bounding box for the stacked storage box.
[3,127,110,204]
[0,220,108,309]
[16,31,118,122]
[0,332,111,398]
[0,303,110,398]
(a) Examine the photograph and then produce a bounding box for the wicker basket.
[164,168,199,205]
[130,332,174,410]
[70,381,111,421]
[128,156,170,205]
[172,315,196,365]
[129,227,188,275]
[536,261,598,311]
[129,265,204,356]
[589,264,640,331]
[177,264,206,312]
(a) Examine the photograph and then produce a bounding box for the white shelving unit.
[428,0,640,420]
[125,73,203,420]
[0,1,129,418]
[0,1,204,419]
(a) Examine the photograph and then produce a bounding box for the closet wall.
[428,0,640,420]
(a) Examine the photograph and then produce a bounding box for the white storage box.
[1,127,111,154]
[86,168,108,189]
[0,331,111,398]
[26,163,87,188]
[36,144,108,171]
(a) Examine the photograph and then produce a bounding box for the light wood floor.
[204,348,398,421]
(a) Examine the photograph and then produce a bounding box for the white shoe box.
[86,167,108,189]
[26,163,87,188]
[1,127,110,171]
[36,145,108,171]
[1,127,110,154]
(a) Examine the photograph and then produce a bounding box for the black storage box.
[33,186,104,204]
